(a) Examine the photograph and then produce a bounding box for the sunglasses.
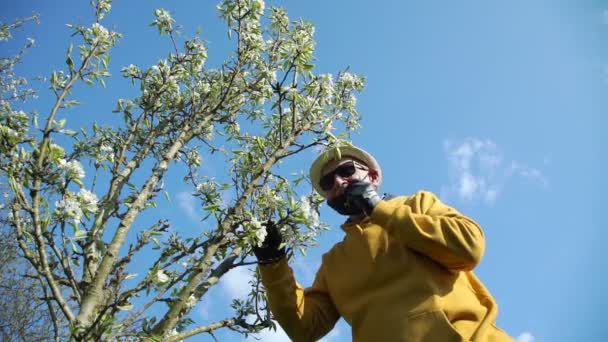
[319,161,369,191]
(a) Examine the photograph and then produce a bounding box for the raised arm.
[371,191,485,271]
[259,259,340,342]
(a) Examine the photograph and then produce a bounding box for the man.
[253,145,514,342]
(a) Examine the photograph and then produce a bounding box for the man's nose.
[332,175,349,190]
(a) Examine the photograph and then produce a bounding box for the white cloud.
[247,322,291,342]
[219,265,253,299]
[176,191,200,221]
[508,161,549,188]
[196,295,211,320]
[516,331,535,342]
[292,257,317,285]
[245,319,343,342]
[441,138,548,205]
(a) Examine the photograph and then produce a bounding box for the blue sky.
[2,0,606,341]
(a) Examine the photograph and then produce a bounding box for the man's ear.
[368,169,380,186]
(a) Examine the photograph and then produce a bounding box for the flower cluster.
[315,74,335,104]
[249,217,267,247]
[299,196,320,228]
[156,269,170,283]
[338,72,364,90]
[184,39,208,72]
[95,0,112,20]
[186,149,202,167]
[55,197,83,223]
[99,143,115,163]
[58,158,85,180]
[54,188,99,224]
[121,64,140,78]
[151,8,175,35]
[78,189,99,213]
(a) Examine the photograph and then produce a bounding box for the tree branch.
[168,319,238,342]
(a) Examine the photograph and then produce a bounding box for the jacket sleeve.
[370,191,485,271]
[258,258,340,342]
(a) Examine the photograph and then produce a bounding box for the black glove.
[344,180,382,215]
[252,220,286,264]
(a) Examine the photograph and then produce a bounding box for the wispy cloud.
[516,331,535,342]
[196,293,212,320]
[247,323,291,342]
[176,191,201,221]
[441,138,548,204]
[219,265,253,299]
[246,319,343,342]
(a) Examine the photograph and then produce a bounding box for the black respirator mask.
[327,192,363,216]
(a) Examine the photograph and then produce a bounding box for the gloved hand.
[344,180,382,215]
[252,220,286,264]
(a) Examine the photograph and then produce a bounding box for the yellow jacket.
[259,191,514,342]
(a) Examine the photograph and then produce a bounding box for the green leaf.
[74,229,87,240]
[60,129,78,136]
[8,175,19,195]
[73,178,84,187]
[152,237,161,249]
[64,100,81,108]
[117,303,133,311]
[164,191,171,204]
[56,119,66,129]
[204,204,220,212]
[41,216,51,229]
[23,230,34,243]
[71,241,79,253]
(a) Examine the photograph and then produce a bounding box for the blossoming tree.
[0,0,364,340]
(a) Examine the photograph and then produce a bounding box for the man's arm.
[259,259,340,342]
[371,191,485,271]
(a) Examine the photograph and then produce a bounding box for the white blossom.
[202,124,214,140]
[318,73,335,99]
[300,196,320,227]
[78,188,98,213]
[58,158,85,179]
[186,294,197,309]
[338,72,357,88]
[187,150,202,166]
[198,81,211,94]
[55,196,83,223]
[121,64,140,78]
[156,269,170,283]
[90,23,110,41]
[196,180,215,193]
[253,0,265,13]
[152,9,175,35]
[99,143,115,162]
[250,217,267,247]
[346,93,357,108]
